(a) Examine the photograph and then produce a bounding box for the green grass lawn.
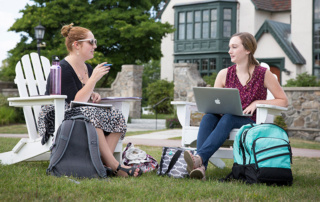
[0,137,319,201]
[0,124,28,134]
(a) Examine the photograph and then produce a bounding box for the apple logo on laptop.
[215,98,221,104]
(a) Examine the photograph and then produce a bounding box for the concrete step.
[130,119,166,124]
[127,119,166,130]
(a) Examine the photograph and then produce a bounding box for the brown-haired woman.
[184,32,288,180]
[38,23,142,177]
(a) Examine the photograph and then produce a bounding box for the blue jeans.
[196,113,254,169]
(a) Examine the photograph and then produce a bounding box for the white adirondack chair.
[0,53,123,165]
[171,63,287,168]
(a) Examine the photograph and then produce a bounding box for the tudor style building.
[160,0,318,85]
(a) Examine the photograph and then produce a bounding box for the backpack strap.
[85,121,107,178]
[70,115,90,121]
[47,119,75,175]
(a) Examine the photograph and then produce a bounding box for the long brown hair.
[231,32,259,85]
[61,23,90,52]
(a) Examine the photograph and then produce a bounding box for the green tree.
[146,80,173,114]
[137,59,160,106]
[0,0,174,88]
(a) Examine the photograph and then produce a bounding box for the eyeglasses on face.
[77,39,97,46]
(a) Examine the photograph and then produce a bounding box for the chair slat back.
[15,60,38,139]
[15,53,51,139]
[21,54,39,96]
[260,62,276,101]
[30,53,48,95]
[41,55,51,79]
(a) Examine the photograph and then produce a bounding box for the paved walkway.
[1,129,320,158]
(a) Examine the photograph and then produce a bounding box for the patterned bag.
[122,142,158,173]
[157,147,194,178]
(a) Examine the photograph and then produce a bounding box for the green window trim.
[173,1,237,77]
[313,0,320,78]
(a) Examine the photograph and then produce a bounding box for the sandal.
[190,165,206,180]
[184,150,202,174]
[113,164,143,177]
[105,167,116,177]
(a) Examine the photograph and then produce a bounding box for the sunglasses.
[77,39,97,46]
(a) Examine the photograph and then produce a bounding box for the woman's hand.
[91,92,101,103]
[90,62,110,82]
[243,100,258,115]
[74,62,109,103]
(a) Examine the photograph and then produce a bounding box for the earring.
[77,51,79,56]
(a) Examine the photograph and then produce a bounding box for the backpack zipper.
[254,152,292,170]
[239,128,250,164]
[252,137,292,170]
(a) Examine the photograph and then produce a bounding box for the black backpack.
[47,115,107,178]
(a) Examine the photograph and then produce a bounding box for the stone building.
[160,0,317,85]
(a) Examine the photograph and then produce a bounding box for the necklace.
[75,65,88,87]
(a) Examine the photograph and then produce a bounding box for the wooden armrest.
[8,95,67,135]
[171,101,196,106]
[171,101,197,126]
[8,95,67,107]
[256,104,288,111]
[256,104,287,124]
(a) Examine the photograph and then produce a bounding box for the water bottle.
[49,56,61,95]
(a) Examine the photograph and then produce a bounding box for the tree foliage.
[146,80,173,114]
[202,72,217,87]
[0,0,174,87]
[137,59,160,106]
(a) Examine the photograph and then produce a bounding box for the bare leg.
[105,132,121,153]
[96,128,140,177]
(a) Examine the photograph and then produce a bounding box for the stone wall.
[95,65,144,118]
[0,81,18,97]
[173,63,206,102]
[172,63,320,141]
[1,65,144,118]
[283,87,320,141]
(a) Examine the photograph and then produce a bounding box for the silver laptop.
[193,87,251,116]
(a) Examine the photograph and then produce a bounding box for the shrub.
[274,115,288,131]
[139,60,161,107]
[284,72,320,87]
[0,95,24,126]
[166,118,182,129]
[146,80,174,114]
[202,72,217,87]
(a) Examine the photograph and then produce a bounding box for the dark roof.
[251,0,291,12]
[173,0,237,8]
[255,20,305,65]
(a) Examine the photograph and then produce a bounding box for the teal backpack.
[222,123,293,186]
